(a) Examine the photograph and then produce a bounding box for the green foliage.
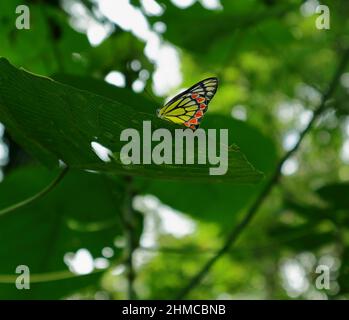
[0,167,125,298]
[0,0,349,300]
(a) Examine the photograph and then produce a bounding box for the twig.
[122,176,137,300]
[176,48,349,299]
[0,166,69,217]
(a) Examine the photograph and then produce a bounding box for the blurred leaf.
[47,5,91,75]
[0,2,90,75]
[0,166,125,298]
[155,0,261,53]
[0,2,52,74]
[284,200,333,222]
[155,0,295,63]
[268,223,335,251]
[317,182,349,210]
[86,31,153,80]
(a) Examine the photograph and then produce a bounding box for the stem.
[0,166,69,217]
[122,176,137,300]
[176,48,349,299]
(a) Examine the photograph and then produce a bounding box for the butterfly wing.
[157,77,218,130]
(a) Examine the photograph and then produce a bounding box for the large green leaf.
[0,58,262,183]
[0,166,125,299]
[52,73,156,114]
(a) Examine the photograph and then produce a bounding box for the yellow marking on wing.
[165,108,186,116]
[164,115,185,124]
[185,105,199,111]
[186,111,195,117]
[163,100,181,113]
[178,97,191,106]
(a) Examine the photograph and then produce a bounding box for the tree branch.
[176,48,349,299]
[0,166,69,217]
[122,176,137,300]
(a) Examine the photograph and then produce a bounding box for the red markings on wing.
[189,118,198,124]
[184,121,198,130]
[191,93,199,99]
[200,103,206,110]
[195,111,203,118]
[196,97,205,103]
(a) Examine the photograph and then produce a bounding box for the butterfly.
[156,77,218,131]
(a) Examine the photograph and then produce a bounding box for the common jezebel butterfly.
[156,77,218,131]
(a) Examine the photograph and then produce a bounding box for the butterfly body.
[157,77,218,131]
